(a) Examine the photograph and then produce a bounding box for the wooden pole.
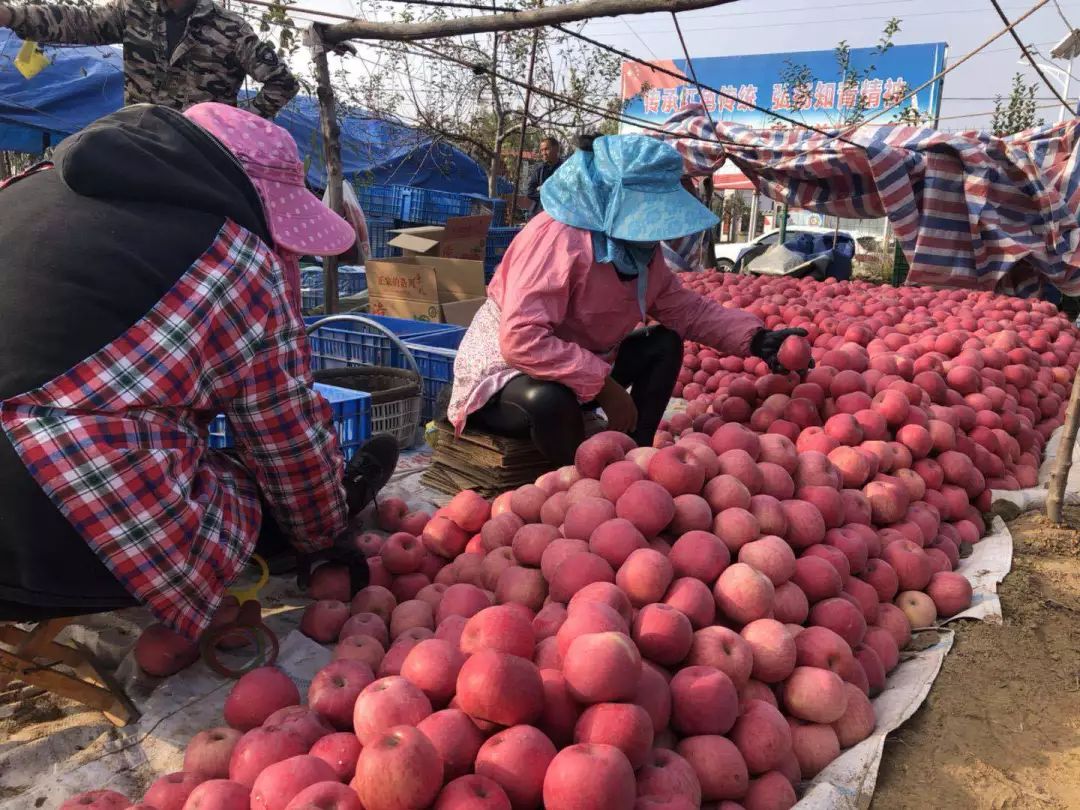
[509,30,539,227]
[1047,368,1080,523]
[311,26,341,315]
[322,0,738,44]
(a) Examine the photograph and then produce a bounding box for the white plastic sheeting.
[795,515,1012,809]
[0,437,1030,809]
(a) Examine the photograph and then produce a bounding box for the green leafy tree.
[990,72,1045,136]
[779,18,903,128]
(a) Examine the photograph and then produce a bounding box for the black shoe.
[344,434,399,516]
[266,552,298,576]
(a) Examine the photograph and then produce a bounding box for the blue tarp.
[271,94,509,196]
[0,35,502,195]
[0,35,122,153]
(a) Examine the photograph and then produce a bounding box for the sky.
[286,0,1080,134]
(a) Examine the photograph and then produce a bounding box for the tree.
[359,2,622,197]
[990,72,1045,137]
[263,0,622,198]
[719,192,750,241]
[779,18,907,129]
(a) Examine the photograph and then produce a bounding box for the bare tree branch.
[323,0,737,44]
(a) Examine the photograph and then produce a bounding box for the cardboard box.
[366,255,487,326]
[388,215,491,261]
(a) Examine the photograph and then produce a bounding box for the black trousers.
[0,435,289,622]
[469,325,684,467]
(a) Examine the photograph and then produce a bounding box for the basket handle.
[305,314,423,381]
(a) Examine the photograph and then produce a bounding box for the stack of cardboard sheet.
[421,420,555,498]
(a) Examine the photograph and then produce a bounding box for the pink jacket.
[447,214,764,431]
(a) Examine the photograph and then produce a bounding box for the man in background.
[525,136,563,218]
[0,0,299,118]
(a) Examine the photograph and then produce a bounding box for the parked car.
[714,225,858,271]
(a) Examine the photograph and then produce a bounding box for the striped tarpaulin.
[658,104,1080,297]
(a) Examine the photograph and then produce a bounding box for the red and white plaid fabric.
[0,221,348,638]
[658,104,1080,297]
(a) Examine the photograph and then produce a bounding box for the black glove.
[750,327,811,374]
[297,529,370,597]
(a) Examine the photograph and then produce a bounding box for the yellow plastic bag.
[15,41,50,80]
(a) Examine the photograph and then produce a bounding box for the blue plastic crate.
[462,193,508,226]
[408,324,465,350]
[400,188,474,225]
[404,342,459,422]
[207,383,372,461]
[367,217,399,259]
[301,289,323,312]
[304,315,460,371]
[300,266,367,295]
[483,226,521,281]
[486,226,521,254]
[354,184,406,219]
[300,287,365,313]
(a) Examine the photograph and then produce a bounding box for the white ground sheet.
[2,424,1057,809]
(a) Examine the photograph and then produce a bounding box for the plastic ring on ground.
[227,553,270,604]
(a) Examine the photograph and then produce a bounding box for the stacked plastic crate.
[300,266,367,312]
[208,383,372,460]
[304,315,466,423]
[353,184,407,219]
[367,218,398,259]
[399,188,473,225]
[484,227,522,281]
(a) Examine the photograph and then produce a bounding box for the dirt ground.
[871,508,1080,810]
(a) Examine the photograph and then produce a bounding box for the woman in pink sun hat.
[0,102,396,645]
[184,101,357,309]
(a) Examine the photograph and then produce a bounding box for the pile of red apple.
[671,273,1078,509]
[61,275,1079,810]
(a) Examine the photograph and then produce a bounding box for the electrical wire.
[235,0,1061,150]
[548,25,864,144]
[929,99,1064,121]
[827,0,1054,133]
[990,0,1072,108]
[670,11,717,132]
[620,16,661,63]
[235,0,865,144]
[378,37,739,144]
[1052,0,1076,28]
[584,3,1050,33]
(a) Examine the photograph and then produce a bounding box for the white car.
[714,226,858,271]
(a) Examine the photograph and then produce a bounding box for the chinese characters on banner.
[643,77,909,116]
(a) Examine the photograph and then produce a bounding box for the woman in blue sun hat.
[445,133,805,465]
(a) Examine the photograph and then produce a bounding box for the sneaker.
[344,434,399,515]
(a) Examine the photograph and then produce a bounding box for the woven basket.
[312,367,422,449]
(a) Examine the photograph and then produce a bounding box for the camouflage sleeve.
[235,28,299,119]
[9,0,125,45]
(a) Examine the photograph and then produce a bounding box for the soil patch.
[871,508,1080,810]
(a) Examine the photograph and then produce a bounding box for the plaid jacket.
[9,0,299,118]
[0,220,348,638]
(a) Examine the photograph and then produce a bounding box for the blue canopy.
[0,35,122,153]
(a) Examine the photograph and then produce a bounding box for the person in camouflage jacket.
[0,0,299,118]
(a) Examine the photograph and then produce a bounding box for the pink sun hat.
[184,102,355,257]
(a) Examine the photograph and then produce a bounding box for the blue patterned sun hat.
[540,134,718,243]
